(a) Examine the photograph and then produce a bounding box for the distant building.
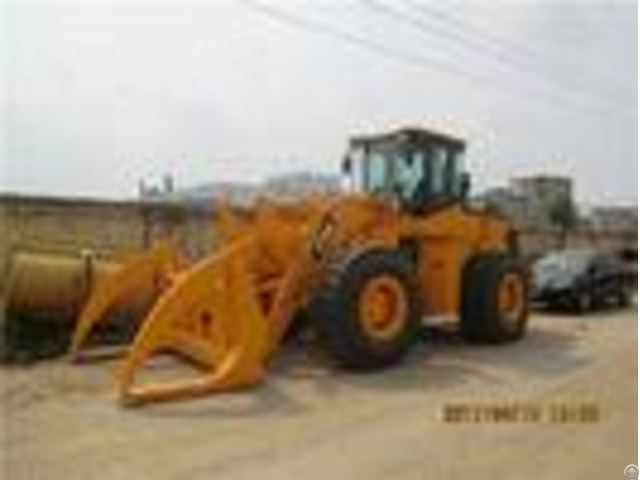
[588,206,637,233]
[481,175,575,230]
[481,187,534,227]
[139,173,176,199]
[263,172,341,198]
[139,171,341,208]
[510,175,573,224]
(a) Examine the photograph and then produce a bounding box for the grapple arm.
[69,240,182,360]
[112,206,340,404]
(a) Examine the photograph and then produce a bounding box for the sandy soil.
[1,306,637,480]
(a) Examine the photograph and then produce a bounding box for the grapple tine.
[117,238,272,405]
[69,240,181,361]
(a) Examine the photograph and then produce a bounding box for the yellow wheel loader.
[70,127,529,405]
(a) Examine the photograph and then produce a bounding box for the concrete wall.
[0,194,220,294]
[1,193,635,288]
[518,227,637,261]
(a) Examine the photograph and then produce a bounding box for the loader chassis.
[69,127,529,405]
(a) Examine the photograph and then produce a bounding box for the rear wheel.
[573,290,593,314]
[308,249,421,371]
[461,252,529,344]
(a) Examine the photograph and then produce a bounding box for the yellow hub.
[498,272,525,325]
[359,275,408,341]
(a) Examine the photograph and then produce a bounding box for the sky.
[1,0,637,205]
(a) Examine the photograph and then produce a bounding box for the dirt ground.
[1,306,637,480]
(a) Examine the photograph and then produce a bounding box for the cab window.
[450,149,465,195]
[364,151,388,194]
[394,150,425,204]
[431,145,448,195]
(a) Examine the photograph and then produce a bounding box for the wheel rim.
[359,275,408,341]
[497,272,526,327]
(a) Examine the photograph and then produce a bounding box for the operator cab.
[343,128,470,213]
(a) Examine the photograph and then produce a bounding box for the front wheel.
[461,252,529,344]
[308,249,421,371]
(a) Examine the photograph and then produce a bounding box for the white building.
[588,206,637,233]
[482,175,575,229]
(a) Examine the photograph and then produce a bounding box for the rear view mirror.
[460,172,471,199]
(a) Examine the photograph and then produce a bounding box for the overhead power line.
[398,0,633,104]
[363,0,630,111]
[241,0,633,118]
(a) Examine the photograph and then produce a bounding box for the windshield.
[345,140,465,205]
[533,251,592,283]
[395,150,425,203]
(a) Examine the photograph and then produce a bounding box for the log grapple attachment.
[70,199,360,405]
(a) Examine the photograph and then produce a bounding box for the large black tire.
[461,252,529,344]
[308,248,421,371]
[572,290,593,314]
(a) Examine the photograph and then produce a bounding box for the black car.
[530,249,632,313]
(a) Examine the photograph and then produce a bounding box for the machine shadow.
[286,324,589,398]
[141,322,589,419]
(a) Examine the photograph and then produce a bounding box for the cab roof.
[349,127,466,151]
